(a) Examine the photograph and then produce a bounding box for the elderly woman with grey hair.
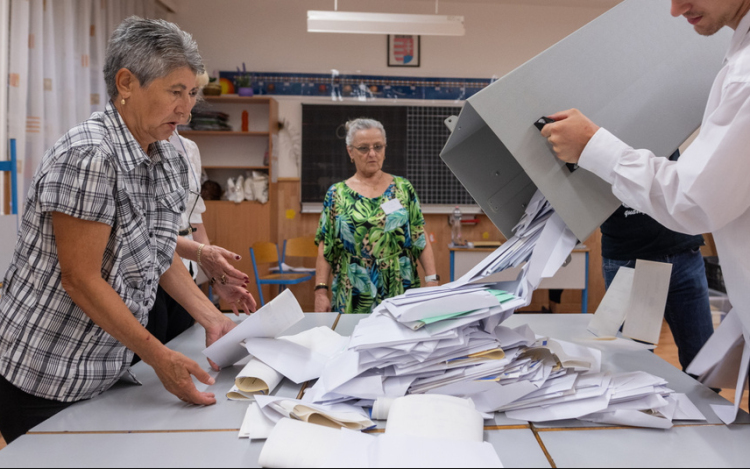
[0,17,244,443]
[314,118,438,314]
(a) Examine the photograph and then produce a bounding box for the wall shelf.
[202,95,275,104]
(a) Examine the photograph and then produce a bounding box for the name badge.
[381,198,404,215]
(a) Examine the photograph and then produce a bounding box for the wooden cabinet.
[185,96,279,309]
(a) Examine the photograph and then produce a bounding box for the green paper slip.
[488,290,517,303]
[419,310,474,325]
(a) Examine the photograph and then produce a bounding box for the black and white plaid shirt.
[0,101,189,402]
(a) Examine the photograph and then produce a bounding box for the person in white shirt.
[541,0,750,416]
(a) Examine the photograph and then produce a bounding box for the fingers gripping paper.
[203,289,304,368]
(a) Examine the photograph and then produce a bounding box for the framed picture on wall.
[388,35,421,67]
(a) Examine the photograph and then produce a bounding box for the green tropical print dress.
[315,176,427,314]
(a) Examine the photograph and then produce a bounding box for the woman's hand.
[426,281,440,288]
[204,314,238,371]
[213,283,257,316]
[201,245,249,287]
[151,348,217,406]
[315,290,332,313]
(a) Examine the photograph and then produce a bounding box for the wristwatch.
[425,275,440,283]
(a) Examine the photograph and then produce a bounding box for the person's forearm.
[159,252,224,329]
[419,240,437,277]
[61,274,169,367]
[315,243,332,286]
[175,234,203,262]
[314,243,333,312]
[191,223,210,246]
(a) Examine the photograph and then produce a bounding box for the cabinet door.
[202,200,272,309]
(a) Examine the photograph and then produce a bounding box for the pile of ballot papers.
[297,192,705,428]
[207,192,706,450]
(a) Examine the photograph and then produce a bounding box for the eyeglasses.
[180,189,202,236]
[350,144,387,155]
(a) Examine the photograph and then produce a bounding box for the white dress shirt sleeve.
[578,81,750,236]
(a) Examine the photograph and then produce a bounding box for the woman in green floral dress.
[314,118,439,314]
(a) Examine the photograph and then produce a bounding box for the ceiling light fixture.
[307,0,464,36]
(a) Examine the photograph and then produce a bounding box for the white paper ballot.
[711,341,750,425]
[375,435,504,468]
[238,402,277,439]
[259,418,343,468]
[588,267,635,338]
[244,327,348,384]
[581,409,673,430]
[203,289,304,367]
[622,260,672,345]
[669,394,706,421]
[687,309,743,378]
[227,385,255,401]
[255,395,374,431]
[385,395,484,443]
[228,358,284,399]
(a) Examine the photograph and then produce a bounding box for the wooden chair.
[281,237,319,268]
[250,242,313,306]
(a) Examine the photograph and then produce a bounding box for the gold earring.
[121,98,125,106]
[187,113,192,124]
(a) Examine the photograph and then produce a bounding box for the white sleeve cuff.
[578,128,632,185]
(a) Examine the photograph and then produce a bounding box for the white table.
[3,313,749,468]
[30,313,338,433]
[538,425,750,468]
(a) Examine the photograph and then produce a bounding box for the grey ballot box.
[440,0,731,242]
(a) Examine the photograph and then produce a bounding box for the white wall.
[172,0,619,178]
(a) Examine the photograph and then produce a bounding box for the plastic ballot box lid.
[440,0,731,242]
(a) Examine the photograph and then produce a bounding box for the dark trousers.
[0,374,73,444]
[146,285,195,345]
[602,247,714,371]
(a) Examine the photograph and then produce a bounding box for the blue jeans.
[602,247,714,371]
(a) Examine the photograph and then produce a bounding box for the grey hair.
[345,118,387,146]
[103,16,205,99]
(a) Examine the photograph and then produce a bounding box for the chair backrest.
[283,237,318,260]
[251,242,280,265]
